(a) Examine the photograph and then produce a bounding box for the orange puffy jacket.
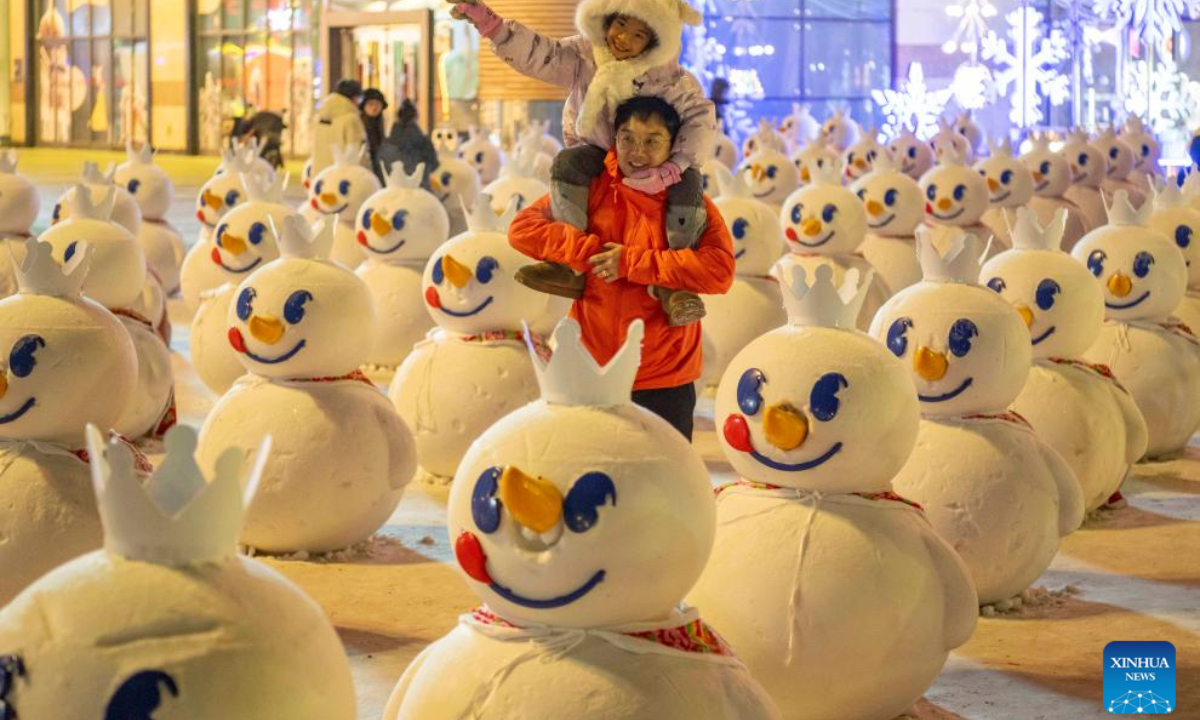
[509,150,736,390]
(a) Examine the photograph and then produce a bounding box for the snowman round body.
[189,285,246,394]
[482,175,548,215]
[871,278,1083,604]
[113,311,175,440]
[1060,138,1109,229]
[135,220,186,295]
[690,322,976,720]
[116,155,185,294]
[740,149,798,208]
[387,231,547,480]
[0,160,40,296]
[431,157,483,237]
[55,183,142,236]
[310,163,382,269]
[714,132,739,170]
[850,166,924,294]
[1020,146,1091,249]
[458,133,503,185]
[1151,199,1200,366]
[0,551,356,719]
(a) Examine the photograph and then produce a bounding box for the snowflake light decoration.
[981,7,1071,128]
[943,0,1000,55]
[1094,0,1200,45]
[871,62,954,140]
[1123,55,1200,152]
[949,62,997,110]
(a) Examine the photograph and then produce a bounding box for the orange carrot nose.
[987,177,1000,192]
[202,190,223,210]
[865,199,884,216]
[937,197,953,211]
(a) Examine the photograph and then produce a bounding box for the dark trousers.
[632,383,697,442]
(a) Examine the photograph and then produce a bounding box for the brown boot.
[661,287,706,326]
[515,262,586,300]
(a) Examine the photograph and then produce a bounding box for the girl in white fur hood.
[451,0,718,326]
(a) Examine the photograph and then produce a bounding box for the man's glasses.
[616,133,669,154]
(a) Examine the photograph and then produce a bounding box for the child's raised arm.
[450,0,592,90]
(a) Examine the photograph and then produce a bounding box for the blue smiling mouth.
[869,214,896,229]
[439,296,495,317]
[918,377,974,403]
[365,236,407,255]
[734,248,746,259]
[489,569,606,609]
[930,208,964,221]
[0,397,36,424]
[1107,292,1150,310]
[317,204,350,215]
[797,231,835,248]
[245,340,306,364]
[748,442,843,472]
[218,255,263,274]
[1032,326,1056,345]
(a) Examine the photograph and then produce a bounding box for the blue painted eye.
[1078,153,1089,166]
[476,256,499,284]
[513,193,526,210]
[856,188,867,200]
[314,180,324,195]
[1142,144,1151,157]
[441,172,453,187]
[884,188,898,206]
[52,203,61,222]
[236,287,256,321]
[249,222,265,245]
[338,180,351,195]
[563,472,617,533]
[1036,278,1061,310]
[737,368,766,415]
[766,165,778,179]
[475,152,484,164]
[284,290,313,324]
[732,218,749,239]
[8,335,44,378]
[471,466,502,533]
[948,319,978,358]
[127,179,141,194]
[1039,161,1051,175]
[392,210,409,230]
[847,153,856,165]
[432,257,445,284]
[886,317,912,357]
[925,184,937,201]
[866,150,877,162]
[64,241,78,263]
[1000,170,1013,185]
[809,372,848,422]
[1133,251,1155,278]
[791,204,803,224]
[1176,225,1193,249]
[361,208,373,229]
[1109,148,1119,159]
[216,224,228,244]
[987,277,1006,293]
[908,147,917,158]
[821,204,837,223]
[953,184,967,201]
[225,190,240,206]
[1087,249,1106,277]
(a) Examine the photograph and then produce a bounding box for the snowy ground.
[23,149,1200,720]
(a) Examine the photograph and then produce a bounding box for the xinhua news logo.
[1104,641,1176,714]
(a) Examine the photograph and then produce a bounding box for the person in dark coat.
[360,88,389,182]
[379,99,439,189]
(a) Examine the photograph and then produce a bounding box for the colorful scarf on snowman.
[457,329,553,363]
[1047,357,1129,393]
[958,410,1034,430]
[0,432,153,476]
[286,369,377,388]
[1115,318,1200,346]
[714,478,924,511]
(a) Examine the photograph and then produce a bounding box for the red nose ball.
[723,414,753,453]
[455,531,492,584]
[227,327,247,353]
[785,227,798,242]
[210,247,222,265]
[424,286,441,308]
[357,231,368,246]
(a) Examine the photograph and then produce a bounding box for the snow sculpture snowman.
[850,150,925,295]
[218,136,276,183]
[791,140,841,187]
[115,142,185,296]
[309,144,382,269]
[482,133,550,215]
[1154,175,1200,333]
[778,103,820,153]
[181,145,259,310]
[741,118,788,161]
[976,137,1036,248]
[1094,128,1147,206]
[0,239,138,605]
[457,126,503,185]
[776,161,887,329]
[1060,130,1109,230]
[0,150,40,297]
[0,424,356,719]
[1121,115,1161,196]
[432,143,484,237]
[699,166,787,387]
[870,228,1083,605]
[189,172,296,395]
[888,129,935,181]
[388,199,548,482]
[841,128,886,183]
[982,209,1148,512]
[918,146,995,248]
[953,111,986,159]
[713,119,740,170]
[1019,133,1091,249]
[818,108,860,151]
[198,216,416,552]
[691,265,978,720]
[740,143,800,210]
[53,162,142,236]
[1073,190,1200,459]
[382,318,780,720]
[930,120,974,163]
[40,186,174,443]
[356,162,450,375]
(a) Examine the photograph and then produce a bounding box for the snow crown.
[125,141,155,166]
[67,183,117,221]
[749,118,789,154]
[527,316,645,407]
[917,225,990,283]
[275,214,334,260]
[14,237,91,297]
[86,423,270,566]
[933,144,967,166]
[0,149,18,174]
[502,132,543,179]
[1009,207,1067,252]
[713,163,747,197]
[1103,189,1153,227]
[1152,176,1186,209]
[1025,132,1052,153]
[464,193,519,232]
[987,137,1014,158]
[781,263,871,329]
[1123,115,1148,136]
[242,170,289,203]
[220,141,263,174]
[81,161,117,186]
[384,161,425,190]
[331,144,366,167]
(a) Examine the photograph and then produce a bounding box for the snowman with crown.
[1073,190,1200,460]
[383,317,780,720]
[850,148,925,295]
[0,151,39,297]
[356,162,450,377]
[181,144,260,311]
[778,103,820,154]
[982,209,1148,513]
[189,172,297,395]
[741,118,787,162]
[791,139,840,189]
[115,142,186,297]
[1121,116,1161,196]
[1060,129,1110,230]
[953,111,987,159]
[930,120,974,163]
[774,159,888,330]
[41,185,175,443]
[713,119,740,170]
[429,140,484,238]
[918,145,996,250]
[482,133,550,215]
[888,129,935,181]
[691,265,977,720]
[0,424,356,718]
[458,126,503,185]
[870,228,1083,607]
[309,144,382,269]
[841,128,886,183]
[1094,128,1147,206]
[1154,174,1200,333]
[388,198,548,482]
[975,137,1036,248]
[1020,133,1091,249]
[740,129,799,210]
[0,239,139,605]
[53,162,142,236]
[818,109,860,152]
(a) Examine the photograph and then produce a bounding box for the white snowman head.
[0,150,40,236]
[778,103,820,150]
[431,127,461,155]
[1122,115,1161,177]
[791,140,841,187]
[712,166,785,276]
[954,111,986,158]
[780,162,867,255]
[741,118,789,160]
[740,148,799,206]
[450,317,715,628]
[309,145,381,226]
[227,217,375,379]
[1072,190,1187,322]
[528,119,563,157]
[713,127,740,170]
[930,118,974,163]
[40,185,146,309]
[423,196,548,334]
[888,129,935,180]
[1094,128,1136,181]
[1021,133,1071,198]
[718,265,919,492]
[842,128,886,183]
[869,228,1031,416]
[1160,174,1200,289]
[980,208,1104,359]
[1059,130,1106,189]
[819,109,860,151]
[114,142,174,221]
[919,146,989,226]
[54,162,142,235]
[974,137,1034,208]
[849,152,924,237]
[359,162,450,262]
[0,239,137,444]
[431,151,483,217]
[197,148,259,231]
[211,173,293,279]
[482,137,550,215]
[457,126,503,185]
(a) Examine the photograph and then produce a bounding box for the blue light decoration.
[872,62,954,140]
[1094,0,1200,44]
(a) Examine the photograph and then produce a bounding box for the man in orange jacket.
[509,96,736,439]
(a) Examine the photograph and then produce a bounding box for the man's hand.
[622,162,682,195]
[589,243,624,282]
